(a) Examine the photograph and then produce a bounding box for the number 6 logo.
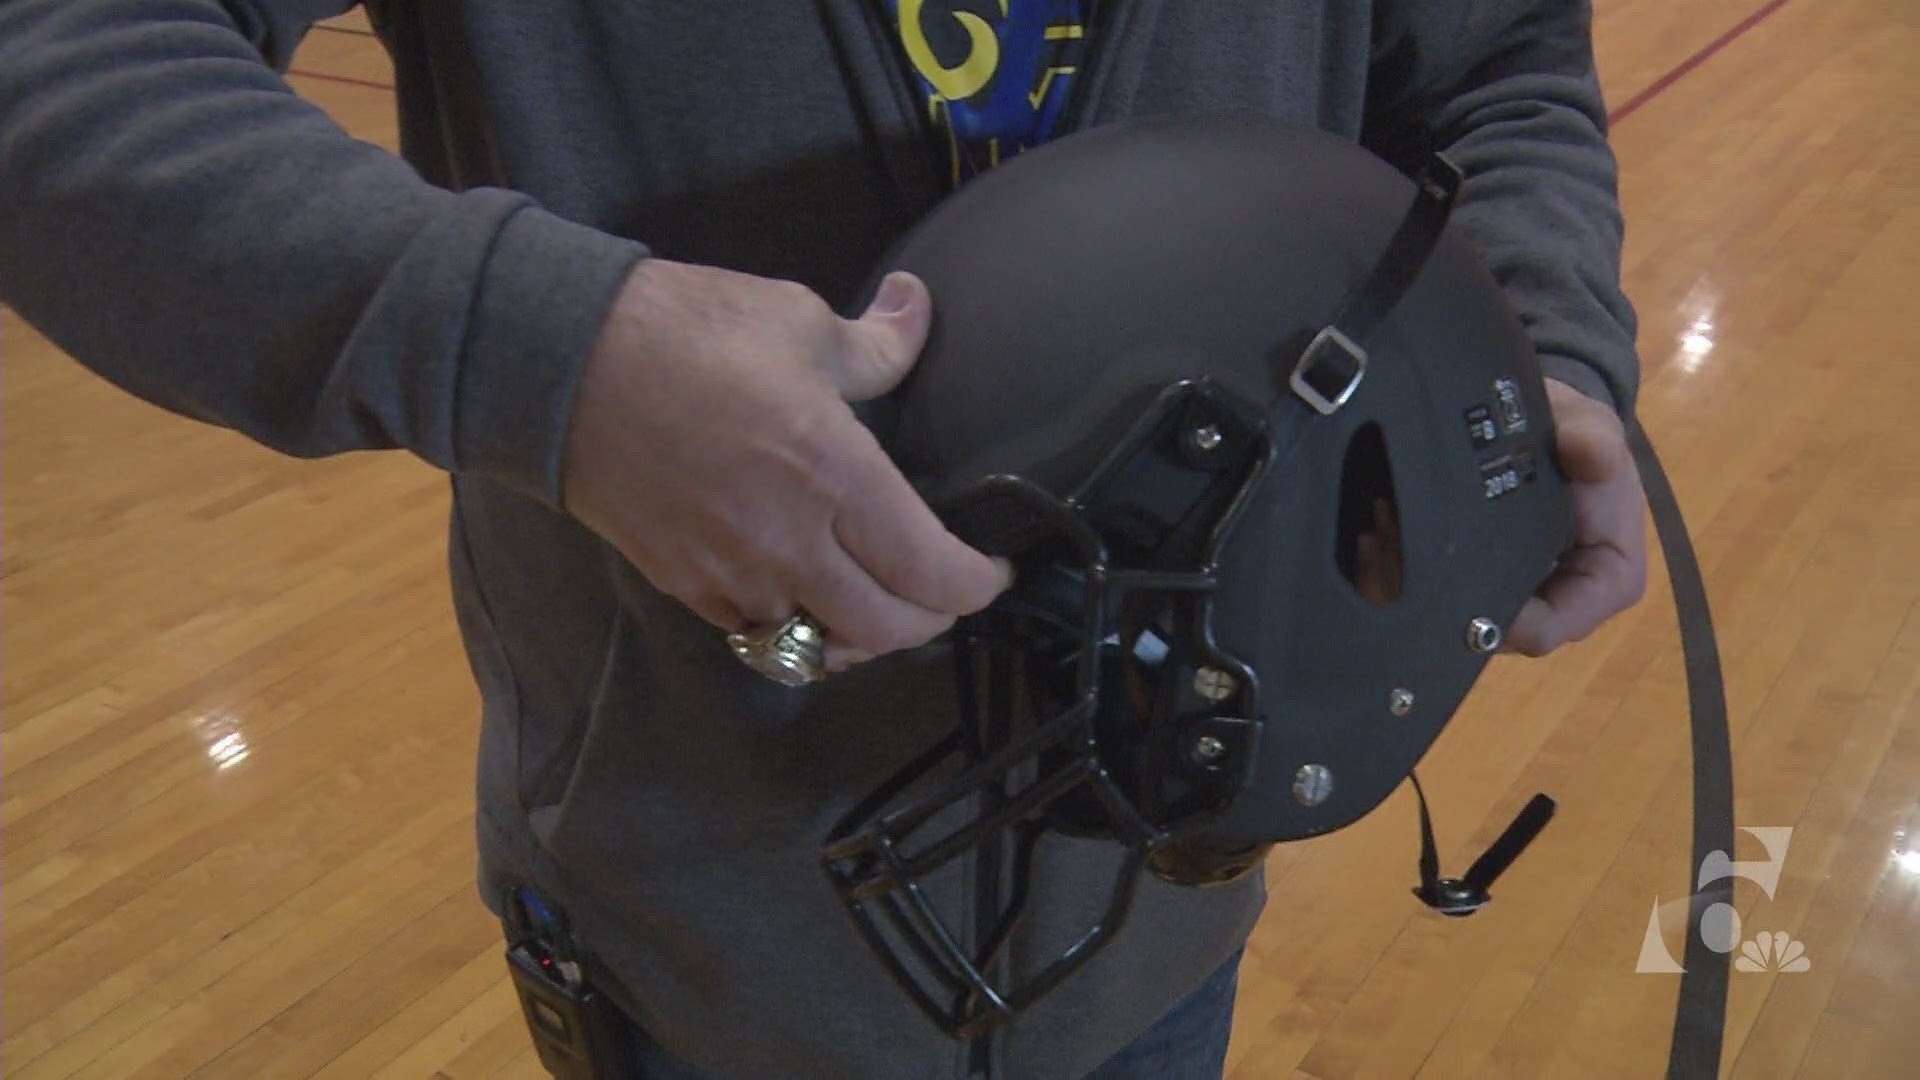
[1635,826,1794,972]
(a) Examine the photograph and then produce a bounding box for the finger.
[611,541,756,633]
[826,272,934,401]
[1558,419,1635,487]
[834,446,1014,617]
[678,592,750,635]
[672,539,798,628]
[1504,544,1641,656]
[824,645,876,673]
[1504,595,1564,657]
[1548,388,1635,486]
[1372,497,1399,539]
[793,542,958,658]
[1353,533,1388,606]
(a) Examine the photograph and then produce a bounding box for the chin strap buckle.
[1409,774,1556,917]
[1288,326,1369,415]
[1287,153,1465,415]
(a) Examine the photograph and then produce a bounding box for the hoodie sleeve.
[0,0,649,503]
[1366,0,1640,413]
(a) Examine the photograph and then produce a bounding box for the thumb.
[1546,381,1632,485]
[1555,407,1633,486]
[831,272,934,401]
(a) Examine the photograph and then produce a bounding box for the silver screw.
[1190,424,1224,452]
[1192,734,1227,764]
[1389,688,1415,717]
[1466,617,1502,653]
[1193,667,1237,702]
[1293,764,1334,807]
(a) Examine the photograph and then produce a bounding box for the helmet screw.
[1466,617,1502,653]
[1293,764,1334,807]
[1389,688,1415,717]
[1192,734,1228,765]
[1192,667,1237,702]
[1189,424,1224,452]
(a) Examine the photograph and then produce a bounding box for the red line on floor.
[285,67,393,93]
[1608,0,1795,125]
[286,3,1796,124]
[311,23,378,39]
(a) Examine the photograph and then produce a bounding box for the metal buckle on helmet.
[1289,325,1368,415]
[1282,153,1462,419]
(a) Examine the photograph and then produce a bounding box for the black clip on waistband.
[506,887,585,989]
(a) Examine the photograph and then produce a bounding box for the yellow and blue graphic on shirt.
[885,0,1088,185]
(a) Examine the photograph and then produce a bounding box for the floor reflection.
[190,711,253,772]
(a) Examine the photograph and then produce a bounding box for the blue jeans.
[1082,947,1242,1079]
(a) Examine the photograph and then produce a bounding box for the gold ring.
[727,612,828,686]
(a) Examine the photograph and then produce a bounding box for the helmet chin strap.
[1327,151,1733,1075]
[1286,153,1464,416]
[1408,774,1557,917]
[1396,421,1733,1078]
[1632,420,1735,1079]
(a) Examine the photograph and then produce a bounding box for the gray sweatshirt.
[0,3,1638,1077]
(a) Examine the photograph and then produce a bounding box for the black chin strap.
[1409,774,1556,917]
[1312,154,1733,1070]
[1404,421,1732,1077]
[1331,155,1465,348]
[1631,419,1735,1079]
[1287,154,1464,416]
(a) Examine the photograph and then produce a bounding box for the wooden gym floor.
[3,1,1916,1076]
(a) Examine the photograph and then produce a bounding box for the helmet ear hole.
[1335,421,1404,605]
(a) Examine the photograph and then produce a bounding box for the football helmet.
[823,115,1574,1038]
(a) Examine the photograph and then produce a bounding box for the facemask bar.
[822,380,1276,1038]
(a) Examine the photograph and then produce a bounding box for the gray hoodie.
[0,3,1637,1077]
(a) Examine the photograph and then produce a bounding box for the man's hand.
[560,259,1012,670]
[1506,378,1650,656]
